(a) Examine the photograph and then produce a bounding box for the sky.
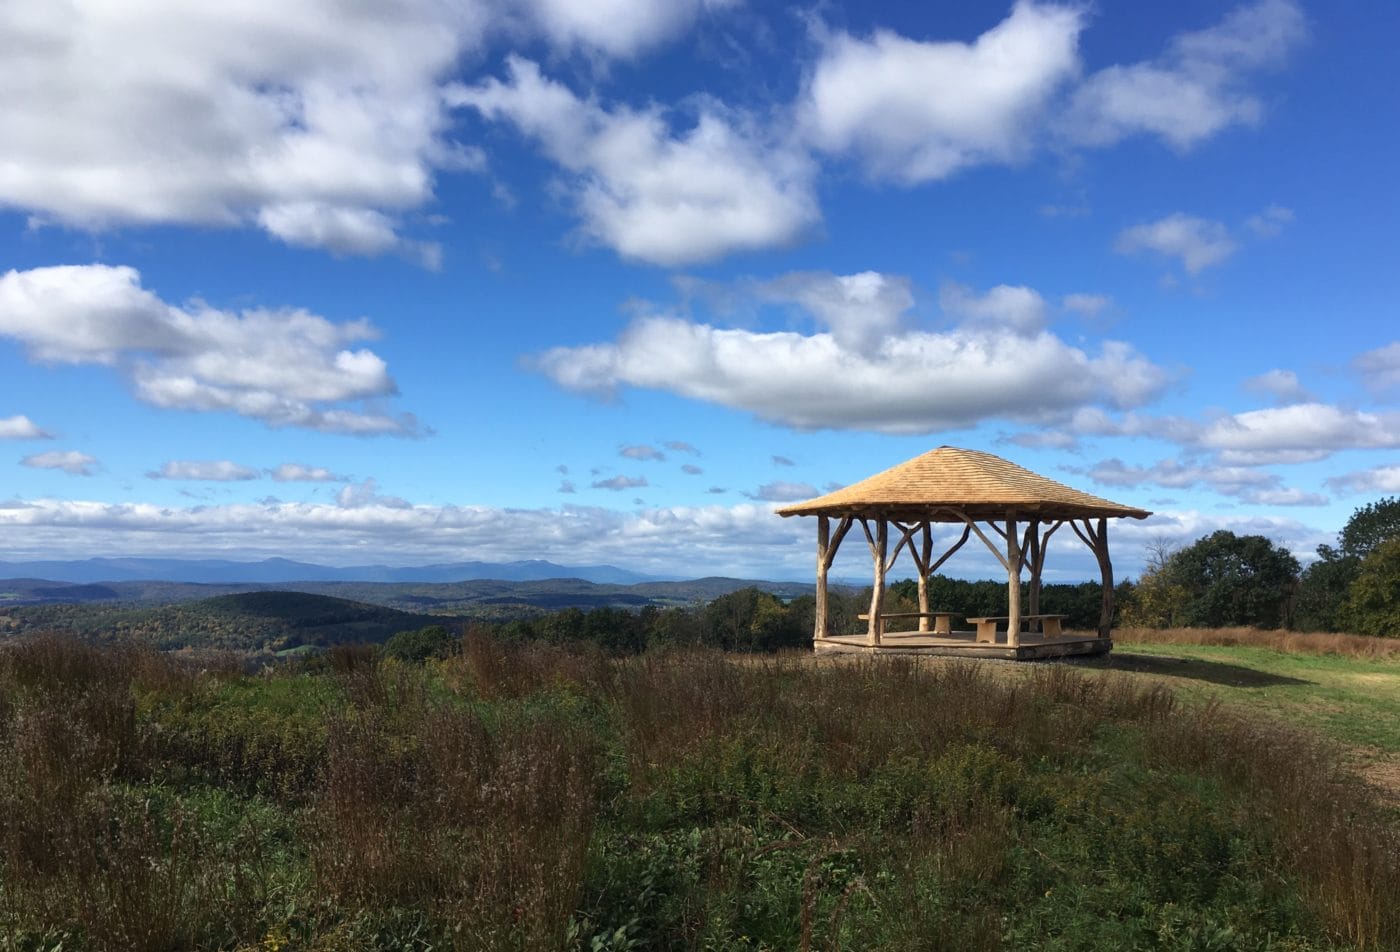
[1,0,1398,582]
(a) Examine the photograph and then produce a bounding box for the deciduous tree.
[1165,530,1300,629]
[1342,537,1400,637]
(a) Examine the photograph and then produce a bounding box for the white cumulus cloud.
[620,444,666,461]
[0,0,497,259]
[1062,293,1111,318]
[1064,0,1306,149]
[270,463,344,483]
[1083,457,1325,506]
[940,283,1048,335]
[1200,404,1400,464]
[336,478,411,510]
[0,493,1333,580]
[1325,466,1400,495]
[0,415,51,439]
[148,460,259,481]
[593,474,648,491]
[519,0,737,57]
[0,264,420,436]
[1243,369,1313,404]
[800,1,1304,186]
[534,273,1168,434]
[1355,342,1400,394]
[1246,204,1294,238]
[21,450,97,476]
[1115,213,1238,274]
[762,271,913,355]
[746,481,818,502]
[448,57,818,266]
[0,496,816,578]
[802,1,1084,183]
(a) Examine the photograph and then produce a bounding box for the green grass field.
[3,633,1399,951]
[1064,633,1400,820]
[1096,644,1400,750]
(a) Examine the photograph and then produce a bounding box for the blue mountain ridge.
[0,556,664,586]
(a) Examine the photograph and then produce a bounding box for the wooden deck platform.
[815,629,1111,661]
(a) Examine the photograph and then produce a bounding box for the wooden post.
[815,515,830,641]
[1006,513,1021,648]
[917,523,932,632]
[1026,519,1041,629]
[1072,518,1116,642]
[864,518,889,647]
[1096,517,1114,640]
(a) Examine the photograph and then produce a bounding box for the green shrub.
[383,624,460,663]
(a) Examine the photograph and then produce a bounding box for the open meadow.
[3,631,1399,951]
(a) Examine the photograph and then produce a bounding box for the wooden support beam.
[863,517,889,646]
[1095,517,1114,639]
[933,508,1010,572]
[1007,517,1023,647]
[1025,519,1041,627]
[916,523,932,631]
[813,516,852,643]
[1026,520,1062,631]
[815,515,830,642]
[1069,518,1114,640]
[825,516,853,569]
[928,524,972,574]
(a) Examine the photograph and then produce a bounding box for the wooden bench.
[964,614,1068,643]
[857,611,956,635]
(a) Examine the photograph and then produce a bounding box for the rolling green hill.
[2,591,434,652]
[0,575,827,615]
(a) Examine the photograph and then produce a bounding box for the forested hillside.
[1,591,432,652]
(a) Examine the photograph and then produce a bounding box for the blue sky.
[1,0,1397,581]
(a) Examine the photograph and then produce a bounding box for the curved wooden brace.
[887,520,922,569]
[822,516,853,571]
[930,507,1012,572]
[928,524,972,575]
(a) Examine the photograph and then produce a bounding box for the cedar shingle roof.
[776,446,1150,521]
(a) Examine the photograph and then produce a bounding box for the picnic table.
[964,614,1068,643]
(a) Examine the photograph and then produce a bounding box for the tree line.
[1125,497,1400,636]
[382,496,1399,658]
[384,577,1135,659]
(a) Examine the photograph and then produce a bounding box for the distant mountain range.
[0,575,824,614]
[0,556,661,586]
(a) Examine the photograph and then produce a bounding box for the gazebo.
[776,446,1151,660]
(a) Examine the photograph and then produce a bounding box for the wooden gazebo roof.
[776,446,1150,521]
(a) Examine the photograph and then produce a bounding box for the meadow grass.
[1098,643,1400,752]
[2,632,1398,950]
[1092,628,1400,809]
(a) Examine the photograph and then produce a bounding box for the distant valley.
[0,556,839,652]
[0,574,819,613]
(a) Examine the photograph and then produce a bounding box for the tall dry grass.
[606,650,1400,949]
[2,633,1398,948]
[312,651,598,951]
[1116,625,1400,660]
[1144,695,1400,949]
[0,634,266,951]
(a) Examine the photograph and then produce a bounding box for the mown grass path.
[1076,639,1400,809]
